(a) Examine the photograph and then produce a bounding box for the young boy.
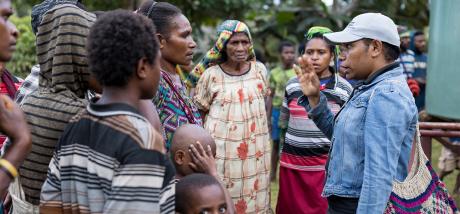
[171,124,217,179]
[171,124,235,213]
[39,10,174,213]
[267,41,296,181]
[176,173,228,214]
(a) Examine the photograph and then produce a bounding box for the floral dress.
[194,61,271,213]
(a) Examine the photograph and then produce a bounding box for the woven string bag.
[385,125,460,214]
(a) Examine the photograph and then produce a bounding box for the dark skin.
[0,0,32,198]
[0,0,17,62]
[266,45,296,181]
[267,45,295,125]
[200,32,267,120]
[157,14,196,89]
[296,39,389,107]
[219,33,251,75]
[171,124,217,179]
[96,55,165,153]
[305,38,333,79]
[171,124,235,213]
[41,56,164,214]
[413,34,427,86]
[138,100,164,136]
[0,96,31,197]
[400,36,410,51]
[184,185,228,214]
[435,137,460,194]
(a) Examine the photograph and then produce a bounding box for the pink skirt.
[276,166,328,214]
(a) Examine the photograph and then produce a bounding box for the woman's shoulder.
[205,64,223,72]
[336,75,353,94]
[250,61,268,77]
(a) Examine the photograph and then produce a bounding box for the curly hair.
[87,9,159,87]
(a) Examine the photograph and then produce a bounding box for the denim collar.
[363,62,400,85]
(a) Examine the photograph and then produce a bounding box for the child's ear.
[136,57,150,80]
[174,150,186,165]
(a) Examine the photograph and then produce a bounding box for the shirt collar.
[362,62,400,85]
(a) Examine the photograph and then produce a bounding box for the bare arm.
[138,100,164,136]
[436,137,460,155]
[0,95,32,196]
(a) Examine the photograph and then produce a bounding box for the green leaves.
[6,15,36,78]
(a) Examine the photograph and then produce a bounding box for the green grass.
[269,139,460,210]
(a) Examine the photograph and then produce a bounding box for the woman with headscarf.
[275,27,352,214]
[10,3,96,212]
[137,1,202,151]
[193,20,271,213]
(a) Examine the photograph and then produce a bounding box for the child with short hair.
[176,173,228,214]
[171,124,235,213]
[171,124,217,179]
[40,10,174,213]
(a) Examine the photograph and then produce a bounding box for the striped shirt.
[19,4,96,205]
[279,74,352,171]
[397,49,415,79]
[40,101,175,213]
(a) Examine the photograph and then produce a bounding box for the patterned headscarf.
[186,20,255,88]
[31,0,80,34]
[305,26,340,71]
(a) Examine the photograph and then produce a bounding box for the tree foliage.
[6,15,36,78]
[8,0,430,76]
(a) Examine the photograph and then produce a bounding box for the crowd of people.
[0,0,442,213]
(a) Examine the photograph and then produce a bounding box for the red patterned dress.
[194,61,271,213]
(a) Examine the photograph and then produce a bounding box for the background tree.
[8,0,429,77]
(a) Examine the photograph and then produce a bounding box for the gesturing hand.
[294,55,321,107]
[189,141,218,177]
[0,95,29,141]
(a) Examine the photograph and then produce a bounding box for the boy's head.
[413,31,426,53]
[399,31,411,51]
[176,173,227,214]
[324,13,400,80]
[278,41,295,68]
[87,10,160,99]
[171,124,216,177]
[0,0,18,62]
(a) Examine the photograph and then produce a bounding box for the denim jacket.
[299,63,418,213]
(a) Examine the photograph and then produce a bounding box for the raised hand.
[294,55,321,107]
[188,141,218,177]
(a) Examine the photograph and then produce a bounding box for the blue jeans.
[271,108,281,141]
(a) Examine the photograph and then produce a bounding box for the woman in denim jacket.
[295,13,418,213]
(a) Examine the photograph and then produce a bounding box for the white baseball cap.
[324,13,400,47]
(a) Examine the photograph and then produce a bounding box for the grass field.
[269,140,460,211]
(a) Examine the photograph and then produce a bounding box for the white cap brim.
[324,30,363,44]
